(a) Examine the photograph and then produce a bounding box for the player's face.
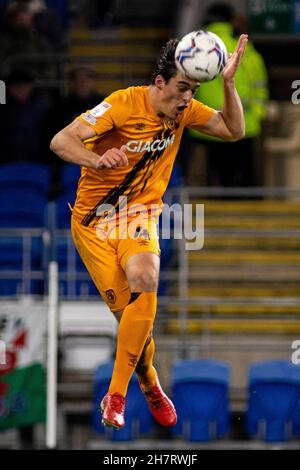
[157,72,199,119]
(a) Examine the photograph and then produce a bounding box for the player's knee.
[129,269,158,292]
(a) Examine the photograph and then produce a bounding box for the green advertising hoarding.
[248,0,298,33]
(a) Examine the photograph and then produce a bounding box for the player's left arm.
[199,34,248,142]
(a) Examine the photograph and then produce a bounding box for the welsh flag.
[0,301,47,430]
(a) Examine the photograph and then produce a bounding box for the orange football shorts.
[71,215,160,313]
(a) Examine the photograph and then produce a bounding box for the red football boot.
[101,392,126,430]
[141,369,177,427]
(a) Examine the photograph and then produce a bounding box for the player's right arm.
[50,119,128,169]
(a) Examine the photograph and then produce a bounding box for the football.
[175,30,227,82]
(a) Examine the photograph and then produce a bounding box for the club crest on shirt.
[105,289,116,304]
[165,119,177,130]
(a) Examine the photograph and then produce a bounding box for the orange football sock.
[135,336,156,388]
[108,292,157,397]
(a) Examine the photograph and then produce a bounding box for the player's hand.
[222,34,248,83]
[95,145,129,169]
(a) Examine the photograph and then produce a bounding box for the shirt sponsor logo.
[105,289,116,304]
[126,134,175,153]
[82,112,97,125]
[90,101,112,117]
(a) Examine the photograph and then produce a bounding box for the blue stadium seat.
[246,360,300,442]
[61,164,81,198]
[0,163,50,227]
[0,164,49,295]
[171,359,230,441]
[92,361,154,441]
[158,164,183,295]
[56,235,99,297]
[0,237,44,295]
[168,163,183,191]
[55,164,96,296]
[56,164,80,228]
[56,196,73,228]
[292,398,300,436]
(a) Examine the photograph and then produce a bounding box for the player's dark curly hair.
[151,39,179,84]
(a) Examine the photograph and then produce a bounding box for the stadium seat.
[168,163,183,190]
[0,164,49,295]
[56,164,81,228]
[56,235,99,297]
[56,196,73,229]
[61,164,81,198]
[246,360,300,442]
[171,359,230,441]
[292,398,300,437]
[55,165,96,296]
[92,361,153,441]
[0,163,51,227]
[158,163,183,295]
[0,237,44,296]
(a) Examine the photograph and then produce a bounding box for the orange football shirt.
[72,86,215,227]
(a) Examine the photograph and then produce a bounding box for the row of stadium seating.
[68,26,171,96]
[166,198,300,335]
[2,162,300,336]
[0,162,177,297]
[0,162,84,297]
[92,359,300,443]
[0,162,79,229]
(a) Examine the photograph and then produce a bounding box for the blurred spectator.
[0,2,53,53]
[0,1,64,77]
[0,67,51,164]
[29,0,64,50]
[188,3,268,187]
[4,0,64,47]
[87,0,119,28]
[47,66,104,197]
[56,66,103,128]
